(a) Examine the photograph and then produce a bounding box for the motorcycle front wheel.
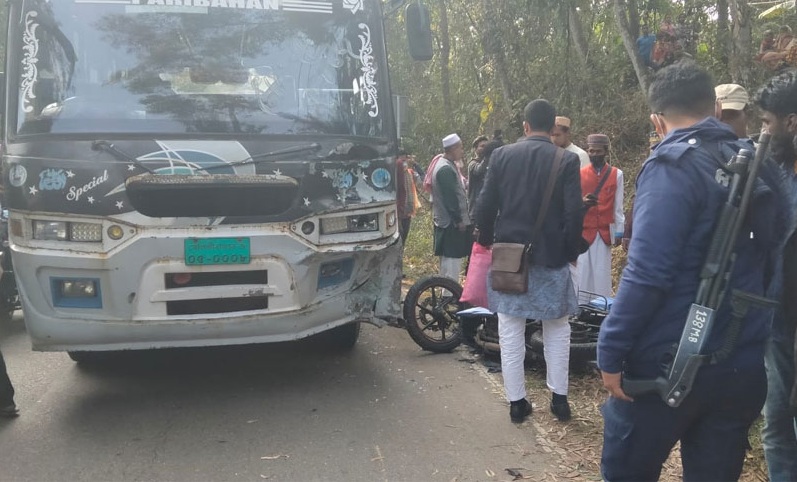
[402,275,465,353]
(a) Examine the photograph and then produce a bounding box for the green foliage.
[401,203,438,281]
[385,0,778,177]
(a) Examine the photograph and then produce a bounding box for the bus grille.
[165,270,267,288]
[167,297,268,315]
[164,270,269,315]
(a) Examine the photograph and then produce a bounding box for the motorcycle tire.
[0,296,16,322]
[0,306,13,322]
[528,325,598,363]
[403,275,464,353]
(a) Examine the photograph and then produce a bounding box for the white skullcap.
[442,133,461,149]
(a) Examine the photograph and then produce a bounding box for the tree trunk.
[566,2,590,64]
[716,0,730,73]
[613,0,650,95]
[627,0,640,42]
[480,0,513,109]
[436,0,452,114]
[729,0,753,87]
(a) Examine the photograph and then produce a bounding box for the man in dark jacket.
[475,99,586,424]
[598,62,788,481]
[756,70,797,482]
[467,138,502,218]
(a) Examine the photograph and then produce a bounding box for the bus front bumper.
[13,230,402,352]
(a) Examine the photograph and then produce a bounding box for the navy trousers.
[0,347,14,407]
[601,362,767,482]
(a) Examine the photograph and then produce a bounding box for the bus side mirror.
[405,2,433,61]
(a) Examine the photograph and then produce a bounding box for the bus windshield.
[10,0,389,138]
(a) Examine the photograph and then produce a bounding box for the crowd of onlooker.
[757,25,797,71]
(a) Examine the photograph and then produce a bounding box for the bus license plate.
[184,238,251,266]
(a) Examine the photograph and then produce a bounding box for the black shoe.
[509,399,532,423]
[550,401,571,422]
[0,404,19,418]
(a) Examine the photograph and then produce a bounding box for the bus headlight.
[33,220,103,242]
[348,213,379,232]
[320,213,379,234]
[33,221,68,241]
[320,216,348,235]
[70,223,103,242]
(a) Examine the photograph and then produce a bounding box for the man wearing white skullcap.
[431,133,471,280]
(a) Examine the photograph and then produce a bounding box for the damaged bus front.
[2,0,412,357]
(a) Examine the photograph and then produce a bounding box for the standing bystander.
[577,134,624,298]
[755,71,797,482]
[551,116,590,168]
[395,149,420,243]
[476,100,586,424]
[598,62,788,481]
[432,134,472,281]
[466,136,489,216]
[467,139,503,219]
[0,347,18,417]
[715,83,750,139]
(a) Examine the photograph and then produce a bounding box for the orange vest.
[581,165,618,245]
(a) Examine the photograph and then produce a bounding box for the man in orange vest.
[576,134,624,298]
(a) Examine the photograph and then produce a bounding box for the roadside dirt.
[467,354,771,482]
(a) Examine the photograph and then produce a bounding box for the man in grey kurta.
[432,134,472,281]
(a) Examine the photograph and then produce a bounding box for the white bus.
[2,0,430,360]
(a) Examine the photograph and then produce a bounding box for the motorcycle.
[0,208,20,322]
[401,274,609,362]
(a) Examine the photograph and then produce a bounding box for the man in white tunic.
[551,116,590,168]
[577,134,624,298]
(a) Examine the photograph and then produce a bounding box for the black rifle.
[622,135,778,407]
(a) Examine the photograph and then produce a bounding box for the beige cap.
[715,84,749,111]
[555,116,571,128]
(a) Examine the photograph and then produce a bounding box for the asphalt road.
[0,314,548,482]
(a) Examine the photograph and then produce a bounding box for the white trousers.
[498,313,570,402]
[439,256,462,281]
[576,238,613,298]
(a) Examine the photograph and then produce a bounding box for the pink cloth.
[423,154,468,193]
[423,154,444,193]
[461,242,491,308]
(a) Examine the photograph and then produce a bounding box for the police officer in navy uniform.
[597,62,789,481]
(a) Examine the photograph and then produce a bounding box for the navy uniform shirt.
[597,117,789,377]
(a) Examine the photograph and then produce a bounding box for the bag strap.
[591,165,614,198]
[529,147,565,247]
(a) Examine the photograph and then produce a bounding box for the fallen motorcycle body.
[401,275,610,361]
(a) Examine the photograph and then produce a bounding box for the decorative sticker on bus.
[8,165,28,188]
[75,0,335,15]
[343,0,364,14]
[38,169,69,192]
[20,11,39,114]
[355,23,379,118]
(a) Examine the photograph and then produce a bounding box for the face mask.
[589,155,607,165]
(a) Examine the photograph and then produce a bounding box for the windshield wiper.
[202,143,322,171]
[92,140,157,174]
